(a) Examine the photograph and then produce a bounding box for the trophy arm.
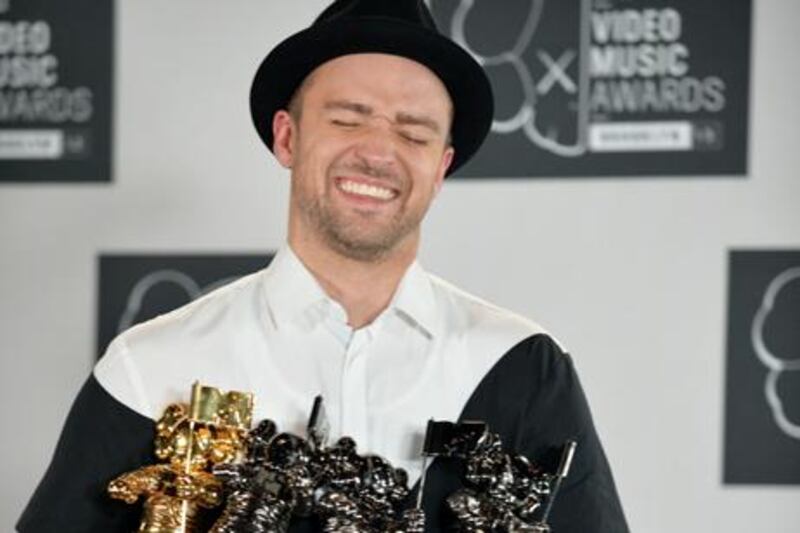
[108,465,169,504]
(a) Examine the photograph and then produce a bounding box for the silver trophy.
[211,396,423,532]
[210,419,298,532]
[421,420,577,532]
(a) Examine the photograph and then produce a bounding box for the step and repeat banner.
[9,0,798,494]
[0,0,113,182]
[429,0,751,178]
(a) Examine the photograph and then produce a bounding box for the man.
[19,1,628,531]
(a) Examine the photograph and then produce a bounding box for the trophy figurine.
[209,419,301,532]
[422,420,576,532]
[210,396,330,532]
[211,395,423,533]
[108,382,253,532]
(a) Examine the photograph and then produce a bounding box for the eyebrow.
[396,112,442,134]
[323,99,442,134]
[324,100,373,115]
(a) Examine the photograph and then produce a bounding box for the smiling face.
[273,53,455,263]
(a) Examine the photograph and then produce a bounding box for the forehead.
[300,53,453,118]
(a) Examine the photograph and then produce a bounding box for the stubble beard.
[290,144,427,262]
[297,189,421,263]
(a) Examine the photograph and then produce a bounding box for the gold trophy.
[108,382,254,532]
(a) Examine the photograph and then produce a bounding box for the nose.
[352,116,398,170]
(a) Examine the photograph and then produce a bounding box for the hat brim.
[249,17,493,175]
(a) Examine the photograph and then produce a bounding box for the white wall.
[2,1,799,531]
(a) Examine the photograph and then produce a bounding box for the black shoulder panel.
[17,375,154,533]
[418,334,630,533]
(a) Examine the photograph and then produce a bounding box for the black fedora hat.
[249,0,494,175]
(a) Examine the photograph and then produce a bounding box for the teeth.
[339,180,395,200]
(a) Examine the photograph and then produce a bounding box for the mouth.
[334,177,399,202]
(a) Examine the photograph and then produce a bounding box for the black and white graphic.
[429,0,751,178]
[724,251,800,485]
[97,254,273,358]
[0,0,113,182]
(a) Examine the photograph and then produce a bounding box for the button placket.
[340,328,370,448]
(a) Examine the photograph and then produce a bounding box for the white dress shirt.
[95,245,546,481]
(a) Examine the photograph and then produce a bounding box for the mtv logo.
[430,0,588,162]
[429,0,751,178]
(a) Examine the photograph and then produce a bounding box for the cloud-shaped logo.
[441,0,587,156]
[117,270,239,334]
[750,267,800,440]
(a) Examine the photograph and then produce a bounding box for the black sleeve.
[421,334,629,533]
[17,375,155,533]
[514,336,629,532]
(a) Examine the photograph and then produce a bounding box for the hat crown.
[250,0,493,175]
[314,0,438,31]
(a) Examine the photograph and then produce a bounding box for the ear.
[433,146,455,196]
[272,110,296,168]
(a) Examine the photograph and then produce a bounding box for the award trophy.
[210,396,329,532]
[421,420,577,532]
[108,382,253,533]
[305,397,422,532]
[313,437,421,532]
[211,395,423,533]
[210,419,299,532]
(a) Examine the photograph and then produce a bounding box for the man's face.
[273,53,455,262]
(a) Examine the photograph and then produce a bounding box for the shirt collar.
[261,244,439,337]
[260,244,329,328]
[388,260,439,338]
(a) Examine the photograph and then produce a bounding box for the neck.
[288,231,417,329]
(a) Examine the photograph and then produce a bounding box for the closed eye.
[399,131,430,146]
[331,119,360,127]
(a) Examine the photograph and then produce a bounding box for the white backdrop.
[2,1,799,531]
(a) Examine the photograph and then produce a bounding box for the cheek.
[293,136,335,190]
[311,138,363,185]
[407,151,446,193]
